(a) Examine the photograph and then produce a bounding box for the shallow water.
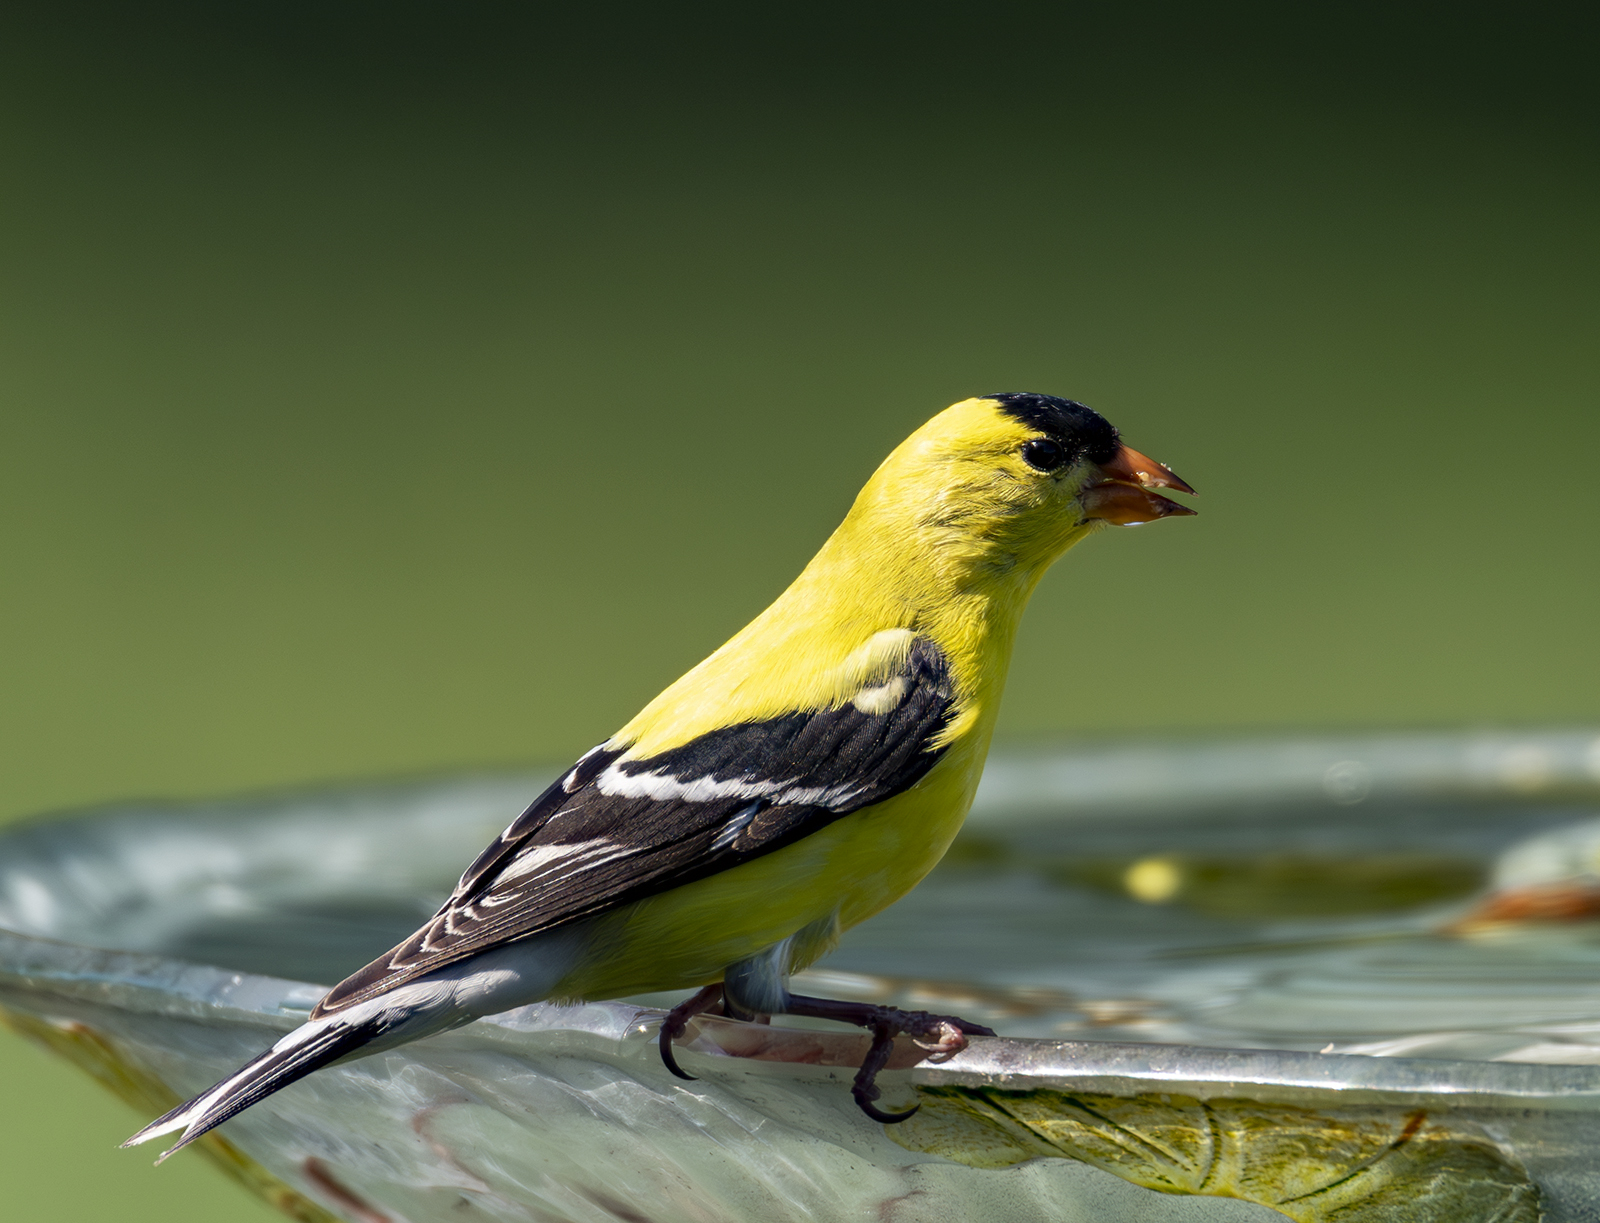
[5,738,1600,1221]
[6,736,1600,1064]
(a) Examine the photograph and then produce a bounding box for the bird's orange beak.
[1079,444,1197,525]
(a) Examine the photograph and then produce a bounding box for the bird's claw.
[658,983,725,1082]
[847,1019,915,1123]
[853,1091,921,1124]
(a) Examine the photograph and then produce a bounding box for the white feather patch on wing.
[850,675,909,715]
[594,762,864,810]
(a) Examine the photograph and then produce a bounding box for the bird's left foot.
[657,983,725,1080]
[783,993,995,1124]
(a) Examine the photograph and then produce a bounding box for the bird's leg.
[782,993,995,1124]
[658,983,725,1081]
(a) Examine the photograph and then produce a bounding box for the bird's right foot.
[658,985,994,1122]
[783,993,994,1123]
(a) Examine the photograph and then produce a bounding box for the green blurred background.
[0,2,1595,1217]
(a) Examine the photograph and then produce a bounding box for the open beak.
[1079,444,1197,525]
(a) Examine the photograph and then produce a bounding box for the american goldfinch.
[126,392,1193,1155]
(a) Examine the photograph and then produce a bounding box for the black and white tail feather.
[124,632,956,1159]
[124,1016,380,1161]
[122,927,595,1160]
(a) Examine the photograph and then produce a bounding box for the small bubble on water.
[1323,760,1371,805]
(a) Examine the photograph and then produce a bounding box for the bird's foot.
[657,983,725,1081]
[783,993,995,1124]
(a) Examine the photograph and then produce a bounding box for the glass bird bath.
[4,732,1600,1222]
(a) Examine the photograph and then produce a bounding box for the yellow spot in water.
[1124,856,1183,903]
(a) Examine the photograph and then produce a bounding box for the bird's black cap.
[985,393,1121,465]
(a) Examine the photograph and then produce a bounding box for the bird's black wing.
[313,636,955,1017]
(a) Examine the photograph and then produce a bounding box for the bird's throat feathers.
[616,398,1100,760]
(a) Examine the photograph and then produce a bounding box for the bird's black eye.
[1020,437,1067,472]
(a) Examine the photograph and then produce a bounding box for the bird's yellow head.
[839,393,1195,591]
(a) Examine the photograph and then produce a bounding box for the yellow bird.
[125,391,1193,1157]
